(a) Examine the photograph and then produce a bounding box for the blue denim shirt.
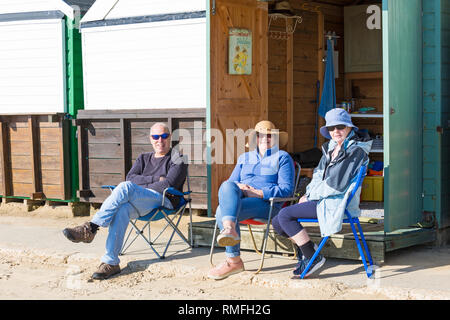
[227,146,295,201]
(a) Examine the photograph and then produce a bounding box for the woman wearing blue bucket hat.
[272,108,373,278]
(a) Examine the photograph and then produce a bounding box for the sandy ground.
[0,202,447,300]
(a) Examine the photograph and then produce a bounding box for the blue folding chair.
[297,165,374,279]
[102,169,193,260]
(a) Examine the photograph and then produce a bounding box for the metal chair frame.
[209,161,302,274]
[102,167,193,260]
[297,165,374,279]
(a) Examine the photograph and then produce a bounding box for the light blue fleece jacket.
[306,130,372,237]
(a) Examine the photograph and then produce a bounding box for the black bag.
[290,148,322,168]
[295,176,312,197]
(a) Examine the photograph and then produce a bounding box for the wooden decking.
[190,219,436,265]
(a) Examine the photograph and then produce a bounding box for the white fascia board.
[80,0,119,23]
[107,0,206,19]
[80,16,205,33]
[0,0,75,20]
[57,0,76,19]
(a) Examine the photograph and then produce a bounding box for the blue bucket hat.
[319,108,358,140]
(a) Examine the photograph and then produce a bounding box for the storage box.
[361,176,384,202]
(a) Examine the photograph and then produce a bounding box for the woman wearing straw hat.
[208,120,295,280]
[271,108,372,278]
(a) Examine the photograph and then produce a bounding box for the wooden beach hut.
[76,0,208,210]
[0,0,94,211]
[191,0,450,262]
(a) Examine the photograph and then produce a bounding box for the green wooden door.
[383,0,423,231]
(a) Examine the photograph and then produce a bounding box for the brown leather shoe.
[62,222,97,243]
[92,263,121,280]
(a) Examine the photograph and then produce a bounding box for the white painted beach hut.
[0,1,95,207]
[0,0,95,114]
[76,0,207,209]
[80,0,207,110]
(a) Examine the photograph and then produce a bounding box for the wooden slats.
[0,121,11,196]
[0,115,69,200]
[76,110,207,210]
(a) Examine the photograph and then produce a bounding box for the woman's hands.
[237,183,264,198]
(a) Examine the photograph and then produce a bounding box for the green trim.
[206,0,212,217]
[383,0,424,231]
[64,17,84,203]
[382,0,390,231]
[65,17,84,118]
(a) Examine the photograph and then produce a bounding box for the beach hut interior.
[203,0,442,262]
[266,0,384,217]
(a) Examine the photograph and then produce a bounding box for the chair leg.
[188,201,193,247]
[356,219,374,267]
[120,223,136,255]
[209,221,219,267]
[254,205,275,275]
[247,225,262,255]
[300,236,328,279]
[161,208,187,258]
[120,220,149,255]
[349,220,373,278]
[254,223,271,275]
[161,209,190,245]
[127,220,162,259]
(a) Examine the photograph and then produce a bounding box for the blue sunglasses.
[151,133,170,140]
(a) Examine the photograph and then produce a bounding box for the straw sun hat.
[271,1,296,16]
[246,120,289,149]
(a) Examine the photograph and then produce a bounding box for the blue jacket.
[306,130,372,237]
[227,146,295,204]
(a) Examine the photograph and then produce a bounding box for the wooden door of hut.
[209,0,269,211]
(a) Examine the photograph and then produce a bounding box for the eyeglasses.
[327,124,347,132]
[151,133,170,140]
[256,133,272,139]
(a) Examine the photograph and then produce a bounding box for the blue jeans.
[215,181,277,258]
[91,181,173,266]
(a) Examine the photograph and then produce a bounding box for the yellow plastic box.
[361,176,384,202]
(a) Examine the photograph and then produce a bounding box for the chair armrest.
[268,196,299,204]
[101,185,117,190]
[164,187,193,197]
[161,187,191,207]
[163,187,184,197]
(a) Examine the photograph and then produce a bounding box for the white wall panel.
[82,18,206,110]
[0,19,66,113]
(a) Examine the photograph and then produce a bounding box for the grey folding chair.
[209,161,301,274]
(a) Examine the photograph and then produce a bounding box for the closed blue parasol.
[318,38,336,118]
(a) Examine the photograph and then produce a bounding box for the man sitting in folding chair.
[62,122,188,280]
[208,120,295,280]
[272,108,373,278]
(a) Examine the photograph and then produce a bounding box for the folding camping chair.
[102,166,193,260]
[209,161,302,275]
[297,165,375,279]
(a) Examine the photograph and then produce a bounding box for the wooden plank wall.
[0,115,70,200]
[268,2,345,153]
[76,111,207,209]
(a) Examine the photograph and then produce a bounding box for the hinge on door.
[212,0,216,15]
